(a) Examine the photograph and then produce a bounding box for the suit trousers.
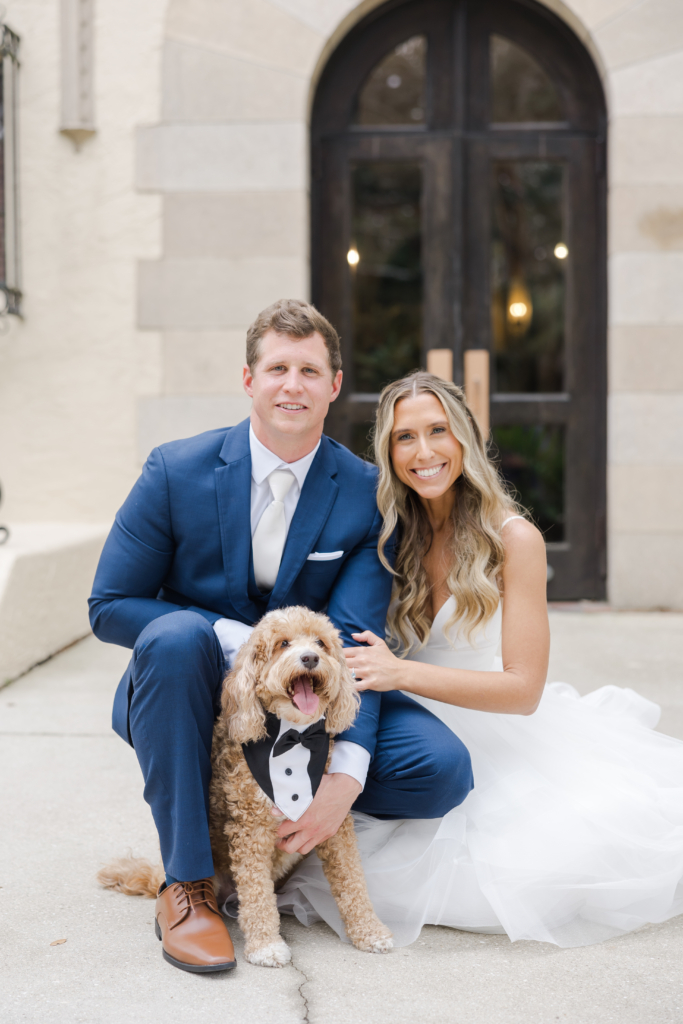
[128,610,474,882]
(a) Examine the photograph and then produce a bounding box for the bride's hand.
[344,631,403,692]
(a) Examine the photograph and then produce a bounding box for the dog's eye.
[280,639,290,648]
[315,639,326,649]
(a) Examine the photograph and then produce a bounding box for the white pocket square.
[307,550,344,561]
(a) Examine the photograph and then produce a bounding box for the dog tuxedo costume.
[242,713,329,821]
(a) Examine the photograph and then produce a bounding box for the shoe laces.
[171,878,219,915]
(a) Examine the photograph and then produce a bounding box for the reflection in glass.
[351,162,422,393]
[490,35,563,123]
[492,425,565,541]
[491,161,565,393]
[354,36,426,126]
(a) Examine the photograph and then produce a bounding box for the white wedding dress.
[277,559,683,947]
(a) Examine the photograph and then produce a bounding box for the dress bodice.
[405,596,502,672]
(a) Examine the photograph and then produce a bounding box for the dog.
[99,606,393,968]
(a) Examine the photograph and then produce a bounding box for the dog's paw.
[352,930,394,954]
[245,941,292,968]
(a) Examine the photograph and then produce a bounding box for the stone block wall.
[134,0,317,454]
[0,0,167,521]
[593,0,683,607]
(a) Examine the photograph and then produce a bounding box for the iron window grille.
[0,22,20,317]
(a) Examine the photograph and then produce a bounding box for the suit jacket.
[88,418,393,753]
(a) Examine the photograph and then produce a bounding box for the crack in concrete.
[289,952,311,1023]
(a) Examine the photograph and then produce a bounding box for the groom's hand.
[272,773,361,855]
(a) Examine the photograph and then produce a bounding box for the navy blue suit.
[89,419,473,880]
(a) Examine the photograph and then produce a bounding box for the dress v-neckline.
[424,515,520,639]
[429,596,456,634]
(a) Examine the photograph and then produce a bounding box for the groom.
[89,299,473,973]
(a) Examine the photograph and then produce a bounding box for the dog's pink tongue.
[292,678,319,715]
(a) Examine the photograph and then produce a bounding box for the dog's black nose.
[299,650,319,670]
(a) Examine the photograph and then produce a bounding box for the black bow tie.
[273,718,328,759]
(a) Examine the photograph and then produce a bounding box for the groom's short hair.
[246,299,342,377]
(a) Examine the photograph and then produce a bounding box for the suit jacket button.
[285,768,292,776]
[292,794,299,801]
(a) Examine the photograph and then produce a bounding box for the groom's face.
[243,329,343,442]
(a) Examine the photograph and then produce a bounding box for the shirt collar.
[249,424,321,491]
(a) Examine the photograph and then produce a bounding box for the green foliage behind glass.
[351,162,423,393]
[492,424,565,541]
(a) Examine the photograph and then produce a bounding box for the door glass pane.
[490,35,563,123]
[354,36,426,126]
[491,161,566,393]
[492,425,565,541]
[351,161,422,393]
[351,420,375,459]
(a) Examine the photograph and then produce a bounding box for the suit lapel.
[214,419,262,623]
[268,437,339,610]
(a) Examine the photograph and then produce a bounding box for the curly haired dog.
[99,606,392,968]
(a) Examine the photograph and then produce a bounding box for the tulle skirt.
[275,683,683,948]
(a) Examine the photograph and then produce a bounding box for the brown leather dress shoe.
[155,879,236,973]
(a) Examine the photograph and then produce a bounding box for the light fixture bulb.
[347,248,360,266]
[506,278,533,336]
[554,242,569,259]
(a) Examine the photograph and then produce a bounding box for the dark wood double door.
[311,0,607,599]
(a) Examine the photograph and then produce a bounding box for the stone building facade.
[0,0,681,614]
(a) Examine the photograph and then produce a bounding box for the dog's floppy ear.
[222,632,269,744]
[324,647,361,735]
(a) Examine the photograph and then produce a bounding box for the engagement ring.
[350,668,356,680]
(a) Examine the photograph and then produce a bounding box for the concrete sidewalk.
[1,611,682,1024]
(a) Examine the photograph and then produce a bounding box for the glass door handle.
[464,349,490,437]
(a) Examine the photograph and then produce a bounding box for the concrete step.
[0,523,108,685]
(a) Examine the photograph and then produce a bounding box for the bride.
[278,370,683,948]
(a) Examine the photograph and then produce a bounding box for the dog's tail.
[97,855,164,899]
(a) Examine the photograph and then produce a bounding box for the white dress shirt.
[212,424,371,790]
[248,426,320,536]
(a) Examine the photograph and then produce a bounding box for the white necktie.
[252,469,296,592]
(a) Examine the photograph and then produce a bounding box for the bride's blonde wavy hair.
[374,371,520,652]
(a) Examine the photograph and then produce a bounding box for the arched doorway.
[311,0,607,600]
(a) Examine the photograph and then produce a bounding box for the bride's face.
[390,393,464,501]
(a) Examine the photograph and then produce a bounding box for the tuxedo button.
[292,794,299,801]
[285,768,292,776]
